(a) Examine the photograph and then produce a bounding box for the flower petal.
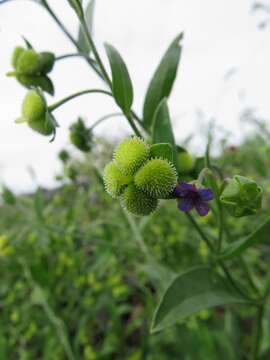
[173,182,197,197]
[198,188,214,202]
[195,201,210,216]
[178,197,195,213]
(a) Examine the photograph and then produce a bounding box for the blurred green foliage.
[1,127,270,359]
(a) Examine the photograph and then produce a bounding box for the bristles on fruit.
[134,158,177,199]
[114,137,150,176]
[122,183,158,216]
[103,162,132,199]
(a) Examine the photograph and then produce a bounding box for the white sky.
[0,0,270,192]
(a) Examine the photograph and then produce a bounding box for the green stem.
[80,16,112,87]
[91,112,123,130]
[55,52,96,63]
[125,112,142,137]
[39,0,145,132]
[48,89,112,112]
[40,0,78,48]
[186,213,253,301]
[250,305,264,360]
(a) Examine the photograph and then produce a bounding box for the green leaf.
[152,99,176,163]
[78,0,95,54]
[151,266,248,333]
[143,33,183,129]
[219,216,270,260]
[105,43,133,114]
[150,143,173,162]
[67,0,84,18]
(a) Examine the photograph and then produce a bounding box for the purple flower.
[173,182,214,216]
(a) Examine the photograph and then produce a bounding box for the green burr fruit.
[177,152,194,174]
[114,137,150,176]
[122,183,158,216]
[103,162,132,198]
[135,158,177,198]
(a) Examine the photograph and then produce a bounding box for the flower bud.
[16,49,42,75]
[22,90,46,122]
[177,151,194,174]
[58,150,70,163]
[135,158,177,199]
[39,52,55,74]
[12,46,25,69]
[16,74,54,95]
[103,162,132,198]
[19,90,54,136]
[114,137,150,176]
[220,175,262,217]
[122,183,158,216]
[69,118,92,152]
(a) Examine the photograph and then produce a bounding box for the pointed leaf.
[67,0,83,18]
[150,143,173,162]
[152,99,176,163]
[143,33,183,129]
[151,266,249,333]
[78,0,95,54]
[105,43,133,114]
[219,216,270,260]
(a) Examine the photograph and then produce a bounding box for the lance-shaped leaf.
[67,0,83,18]
[78,0,95,54]
[152,99,176,163]
[143,33,183,129]
[105,43,133,114]
[219,216,270,260]
[151,266,249,333]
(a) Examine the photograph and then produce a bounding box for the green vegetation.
[1,128,270,359]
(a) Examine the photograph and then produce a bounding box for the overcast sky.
[1,0,270,192]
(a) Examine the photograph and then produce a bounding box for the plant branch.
[48,89,112,112]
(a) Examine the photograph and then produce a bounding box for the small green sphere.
[28,116,54,136]
[177,152,194,174]
[114,137,150,175]
[122,183,158,216]
[16,49,42,75]
[12,46,25,69]
[103,162,132,198]
[22,90,46,122]
[135,158,177,198]
[39,52,55,74]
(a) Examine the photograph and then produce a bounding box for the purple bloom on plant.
[173,182,214,216]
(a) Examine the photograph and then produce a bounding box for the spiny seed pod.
[177,152,194,174]
[114,137,150,176]
[16,49,42,75]
[39,52,55,74]
[12,46,25,68]
[122,183,158,216]
[22,90,46,122]
[69,118,92,152]
[135,158,177,199]
[103,162,132,198]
